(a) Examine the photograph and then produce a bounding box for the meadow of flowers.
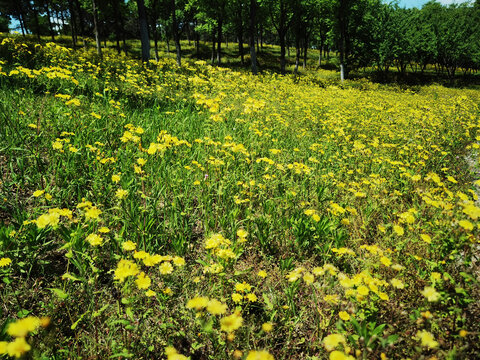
[0,36,480,359]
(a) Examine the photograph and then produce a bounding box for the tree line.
[1,0,480,78]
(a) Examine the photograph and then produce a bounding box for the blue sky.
[396,0,464,8]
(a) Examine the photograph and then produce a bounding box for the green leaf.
[17,309,30,318]
[93,305,109,318]
[263,293,274,310]
[191,342,204,351]
[71,311,88,330]
[49,288,69,300]
[372,324,386,337]
[61,273,81,282]
[109,352,133,358]
[203,317,214,333]
[387,334,399,344]
[455,287,468,296]
[125,307,134,320]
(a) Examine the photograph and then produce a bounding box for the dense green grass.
[0,35,480,359]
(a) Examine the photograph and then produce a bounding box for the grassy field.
[1,35,480,359]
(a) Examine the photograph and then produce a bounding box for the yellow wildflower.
[339,311,350,321]
[0,257,12,267]
[113,259,139,282]
[232,293,243,303]
[7,337,31,358]
[420,234,432,244]
[237,229,248,238]
[86,233,103,246]
[173,256,186,267]
[357,286,369,296]
[115,189,129,199]
[245,350,274,360]
[145,289,156,297]
[323,333,345,351]
[33,190,44,197]
[135,272,151,289]
[0,341,7,354]
[262,322,273,332]
[393,225,404,236]
[459,220,474,231]
[7,316,41,337]
[165,346,189,360]
[420,286,441,302]
[390,279,404,289]
[235,282,252,293]
[206,299,227,315]
[159,262,174,275]
[220,312,243,333]
[330,351,355,360]
[303,272,315,284]
[257,270,268,278]
[380,256,392,267]
[186,297,209,311]
[84,206,102,220]
[416,330,439,349]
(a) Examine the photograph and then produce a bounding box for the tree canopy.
[2,0,479,77]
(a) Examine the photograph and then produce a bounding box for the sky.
[397,0,464,8]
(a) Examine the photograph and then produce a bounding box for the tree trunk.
[294,36,300,74]
[171,0,181,66]
[45,1,55,41]
[339,0,348,81]
[238,25,244,64]
[195,27,199,56]
[19,14,25,36]
[165,30,171,52]
[74,0,85,45]
[111,0,122,54]
[31,3,42,41]
[60,9,66,33]
[280,30,286,74]
[150,0,159,61]
[92,0,102,58]
[237,2,244,65]
[211,27,216,64]
[249,0,258,75]
[339,27,346,81]
[136,0,150,62]
[153,22,159,61]
[260,24,263,49]
[303,40,308,69]
[119,2,127,55]
[217,15,222,65]
[68,1,77,48]
[318,43,322,67]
